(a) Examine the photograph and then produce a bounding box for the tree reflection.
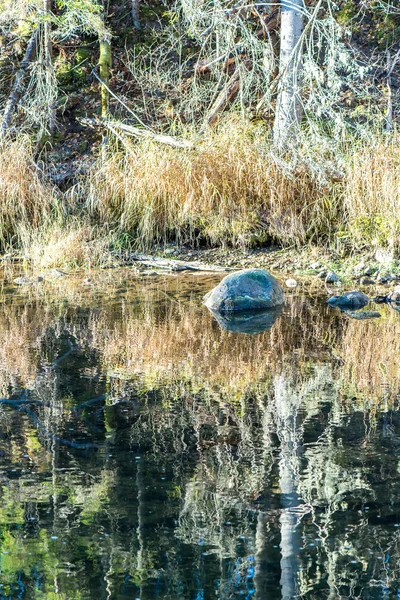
[0,276,398,597]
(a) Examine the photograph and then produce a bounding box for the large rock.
[203,269,284,312]
[327,291,369,310]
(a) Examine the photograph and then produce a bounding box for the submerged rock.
[361,277,375,286]
[209,307,282,334]
[344,310,381,320]
[203,269,284,312]
[13,276,43,285]
[327,291,369,310]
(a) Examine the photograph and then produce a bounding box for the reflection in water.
[0,273,398,597]
[208,306,282,334]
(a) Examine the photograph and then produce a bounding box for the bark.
[99,35,112,117]
[273,0,305,150]
[0,29,39,136]
[132,0,141,29]
[43,0,56,134]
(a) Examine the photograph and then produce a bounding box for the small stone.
[325,271,340,284]
[309,262,322,270]
[363,266,375,276]
[376,272,390,284]
[164,248,176,256]
[318,270,327,279]
[13,276,43,285]
[285,278,298,288]
[361,278,375,285]
[50,268,67,278]
[353,261,365,274]
[387,286,400,303]
[345,310,381,320]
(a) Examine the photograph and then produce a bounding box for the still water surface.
[0,271,399,599]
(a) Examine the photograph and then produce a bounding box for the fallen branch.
[105,120,195,149]
[206,60,251,126]
[131,254,230,272]
[82,117,194,149]
[1,29,39,136]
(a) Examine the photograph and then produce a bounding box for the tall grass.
[85,119,338,249]
[345,139,400,252]
[2,123,400,264]
[0,137,62,250]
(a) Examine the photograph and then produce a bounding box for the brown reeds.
[0,137,61,250]
[85,119,335,249]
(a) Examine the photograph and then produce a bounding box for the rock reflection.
[208,306,282,334]
[0,274,398,597]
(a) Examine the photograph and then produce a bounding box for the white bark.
[273,0,304,150]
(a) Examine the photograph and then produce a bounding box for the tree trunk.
[99,35,112,117]
[43,0,56,134]
[273,0,304,150]
[0,29,39,136]
[132,0,141,29]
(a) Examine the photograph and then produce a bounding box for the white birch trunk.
[273,0,304,150]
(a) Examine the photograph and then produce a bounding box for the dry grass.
[85,118,338,249]
[18,222,115,270]
[2,125,400,265]
[344,138,400,253]
[0,137,61,249]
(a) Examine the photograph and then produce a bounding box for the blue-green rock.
[327,291,369,310]
[203,269,284,312]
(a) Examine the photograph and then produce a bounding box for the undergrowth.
[1,120,400,268]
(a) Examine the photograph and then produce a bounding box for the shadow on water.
[0,271,399,598]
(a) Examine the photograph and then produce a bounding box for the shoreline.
[3,244,400,295]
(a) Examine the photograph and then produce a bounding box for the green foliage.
[55,0,107,38]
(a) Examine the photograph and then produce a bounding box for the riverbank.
[1,125,400,275]
[4,243,400,300]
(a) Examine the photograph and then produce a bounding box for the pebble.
[50,268,67,278]
[353,261,365,274]
[325,271,340,284]
[285,278,298,288]
[309,262,322,270]
[361,278,375,285]
[318,270,327,279]
[376,273,390,284]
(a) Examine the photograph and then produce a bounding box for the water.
[0,270,399,598]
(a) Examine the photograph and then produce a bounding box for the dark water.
[0,271,399,599]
